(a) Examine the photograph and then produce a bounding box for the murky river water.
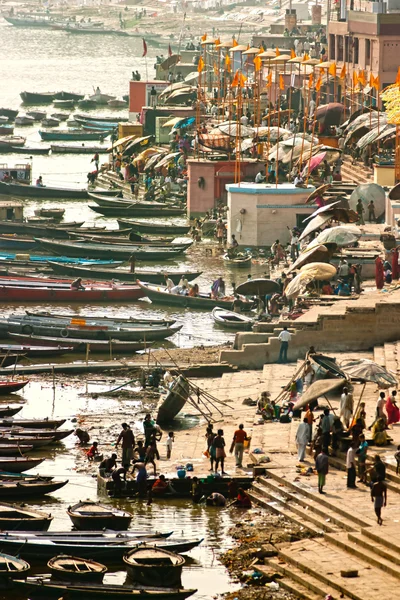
[0,21,250,598]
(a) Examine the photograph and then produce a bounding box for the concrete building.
[225,183,315,247]
[187,159,261,217]
[328,1,400,102]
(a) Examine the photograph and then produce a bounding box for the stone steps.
[325,532,400,581]
[274,538,399,600]
[247,489,324,535]
[361,525,400,554]
[328,454,400,495]
[348,531,400,568]
[258,472,371,528]
[253,477,359,532]
[264,556,353,600]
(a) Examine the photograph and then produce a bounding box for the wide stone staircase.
[247,452,400,600]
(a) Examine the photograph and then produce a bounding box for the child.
[166,432,174,460]
[134,440,146,463]
[395,445,400,475]
[86,441,99,461]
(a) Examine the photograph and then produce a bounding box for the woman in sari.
[372,418,390,446]
[352,402,366,429]
[386,391,400,426]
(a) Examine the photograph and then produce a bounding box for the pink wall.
[187,159,262,217]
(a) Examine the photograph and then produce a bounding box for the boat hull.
[20,91,55,104]
[211,307,254,331]
[0,381,28,395]
[0,181,88,198]
[68,514,132,531]
[0,285,145,303]
[0,480,67,498]
[137,282,243,311]
[117,219,190,235]
[157,375,189,424]
[0,458,45,473]
[8,334,152,353]
[91,205,186,217]
[39,130,107,141]
[48,555,106,583]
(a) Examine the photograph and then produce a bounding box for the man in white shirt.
[340,387,353,428]
[346,443,357,488]
[164,275,174,292]
[179,276,189,288]
[295,417,310,461]
[278,326,291,363]
[255,170,266,184]
[290,232,299,261]
[240,114,248,126]
[337,259,349,282]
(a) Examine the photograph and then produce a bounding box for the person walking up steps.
[315,448,329,493]
[295,418,310,462]
[278,326,291,363]
[231,424,248,468]
[371,479,387,525]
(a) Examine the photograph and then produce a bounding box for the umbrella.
[285,263,337,299]
[299,213,333,241]
[154,151,180,169]
[356,123,392,150]
[302,200,342,223]
[315,103,346,126]
[302,151,326,176]
[123,135,154,154]
[340,358,397,388]
[349,183,385,219]
[184,70,211,84]
[162,117,182,128]
[288,244,331,273]
[217,123,254,138]
[310,225,361,248]
[160,55,180,71]
[293,378,347,410]
[143,152,165,171]
[389,181,400,201]
[132,147,160,164]
[253,126,291,140]
[159,82,190,98]
[172,116,195,130]
[166,89,196,103]
[235,278,280,296]
[107,134,136,151]
[243,47,261,55]
[306,184,332,204]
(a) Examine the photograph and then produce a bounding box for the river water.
[0,20,247,599]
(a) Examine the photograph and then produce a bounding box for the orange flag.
[225,54,231,73]
[358,69,366,87]
[231,70,239,87]
[232,38,238,47]
[328,62,337,78]
[373,75,380,91]
[246,43,250,50]
[214,38,221,46]
[213,62,219,76]
[201,33,207,42]
[340,64,346,79]
[395,67,400,85]
[308,73,314,89]
[290,48,296,59]
[275,47,280,57]
[253,56,262,72]
[302,53,310,62]
[197,56,205,73]
[279,74,285,90]
[352,70,358,88]
[266,72,272,88]
[315,75,322,92]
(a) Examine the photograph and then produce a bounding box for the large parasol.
[293,378,347,410]
[235,278,280,296]
[349,183,385,222]
[299,213,333,241]
[307,225,361,249]
[288,244,332,273]
[301,151,326,176]
[315,102,346,127]
[285,263,337,299]
[305,183,332,204]
[340,358,397,388]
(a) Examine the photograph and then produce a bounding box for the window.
[338,36,344,62]
[329,34,336,60]
[365,39,371,66]
[354,38,359,65]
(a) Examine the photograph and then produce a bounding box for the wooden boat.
[13,578,196,599]
[0,479,67,498]
[0,417,66,429]
[222,252,252,267]
[67,501,133,530]
[0,428,72,441]
[42,117,60,127]
[0,180,89,199]
[20,91,55,104]
[124,546,185,587]
[0,381,28,395]
[34,207,65,219]
[0,344,74,358]
[48,261,202,284]
[26,110,46,120]
[0,221,85,239]
[55,91,85,101]
[108,99,128,108]
[0,435,55,448]
[0,136,26,150]
[39,130,108,141]
[51,113,70,121]
[137,281,245,311]
[48,554,107,583]
[0,552,29,583]
[53,99,76,109]
[0,457,45,473]
[3,529,172,540]
[9,334,152,354]
[74,113,129,123]
[50,143,110,154]
[25,310,175,327]
[211,307,254,331]
[90,205,186,218]
[0,124,14,135]
[0,502,52,530]
[0,354,22,367]
[88,193,179,209]
[77,99,98,110]
[0,533,202,560]
[87,92,116,104]
[0,444,34,456]
[9,145,50,154]
[67,232,192,249]
[37,238,187,261]
[15,115,35,126]
[0,235,38,251]
[157,375,190,425]
[117,219,190,235]
[4,313,182,341]
[0,279,145,303]
[0,109,18,120]
[0,406,22,418]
